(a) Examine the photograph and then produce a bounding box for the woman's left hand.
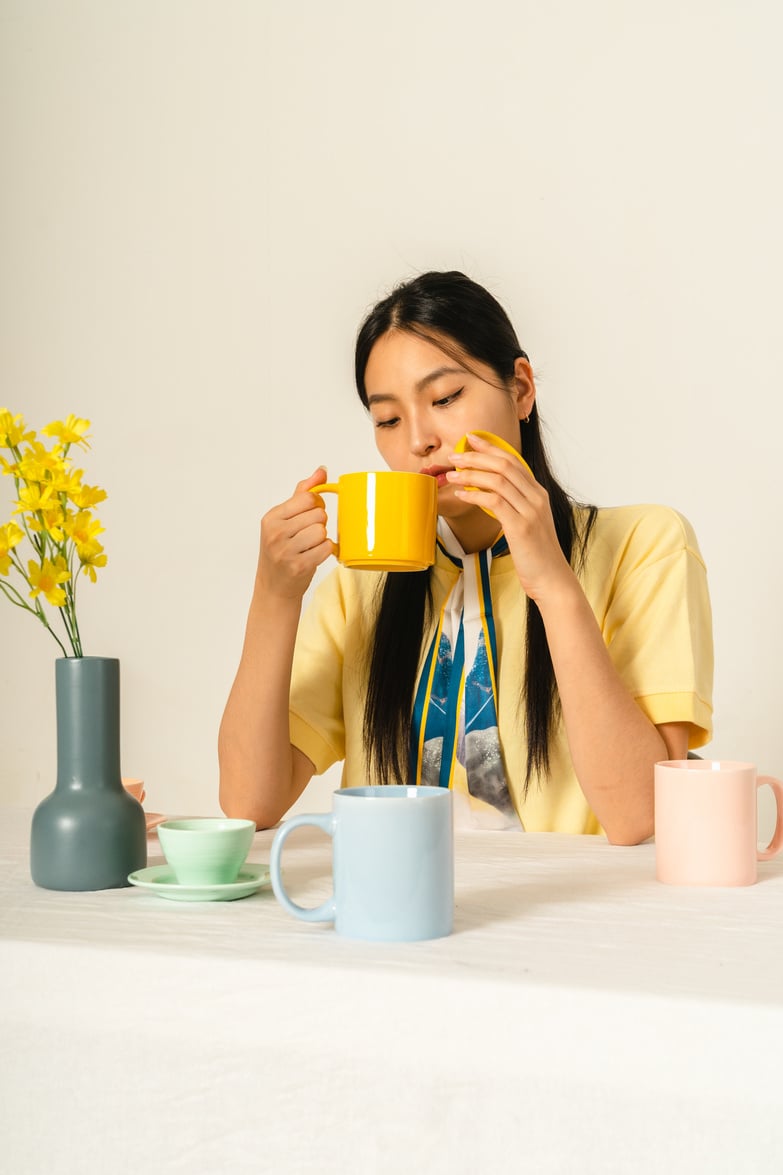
[446,433,575,603]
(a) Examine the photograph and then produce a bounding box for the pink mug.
[122,777,146,804]
[654,760,783,886]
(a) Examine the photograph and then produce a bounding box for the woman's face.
[363,328,535,543]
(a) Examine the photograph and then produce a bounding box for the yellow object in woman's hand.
[454,431,532,518]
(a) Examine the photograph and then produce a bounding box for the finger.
[446,466,533,507]
[265,498,326,534]
[314,537,337,564]
[295,467,328,494]
[450,447,534,484]
[452,484,517,519]
[460,432,526,463]
[289,521,333,556]
[264,507,329,559]
[288,468,330,516]
[292,534,336,571]
[449,471,544,527]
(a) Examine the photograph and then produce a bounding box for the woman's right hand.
[255,467,335,600]
[220,467,330,825]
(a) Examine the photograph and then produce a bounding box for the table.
[2,806,782,1174]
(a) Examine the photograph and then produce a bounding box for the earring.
[522,415,530,424]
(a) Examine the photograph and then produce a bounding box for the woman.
[219,271,713,842]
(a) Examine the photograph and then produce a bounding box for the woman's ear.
[512,356,536,421]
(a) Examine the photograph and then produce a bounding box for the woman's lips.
[421,465,452,488]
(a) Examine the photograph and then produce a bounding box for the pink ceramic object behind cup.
[122,778,146,804]
[654,760,783,886]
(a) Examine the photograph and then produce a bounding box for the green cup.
[157,818,256,886]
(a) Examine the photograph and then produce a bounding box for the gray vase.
[30,656,147,890]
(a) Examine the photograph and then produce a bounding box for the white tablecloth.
[2,806,782,1174]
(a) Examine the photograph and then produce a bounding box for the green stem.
[8,546,80,658]
[0,579,69,657]
[70,580,83,656]
[0,573,31,609]
[57,581,80,657]
[62,543,83,656]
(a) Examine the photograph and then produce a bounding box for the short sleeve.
[289,571,348,773]
[598,507,714,747]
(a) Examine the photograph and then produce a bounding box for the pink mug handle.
[757,776,783,861]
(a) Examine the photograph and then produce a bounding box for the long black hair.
[355,271,596,795]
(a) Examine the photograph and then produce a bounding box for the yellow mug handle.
[310,483,339,559]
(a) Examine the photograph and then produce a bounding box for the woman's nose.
[409,421,439,457]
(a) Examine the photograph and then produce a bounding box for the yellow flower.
[48,463,83,499]
[15,482,58,515]
[1,409,105,657]
[28,556,71,607]
[0,521,24,575]
[0,410,34,449]
[27,503,67,542]
[70,481,107,509]
[14,442,67,483]
[64,510,104,556]
[78,543,107,583]
[42,415,91,448]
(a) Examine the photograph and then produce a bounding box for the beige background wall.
[2,1,781,832]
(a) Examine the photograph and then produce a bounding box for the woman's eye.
[374,416,399,430]
[434,388,464,408]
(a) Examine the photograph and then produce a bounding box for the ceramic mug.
[270,786,454,941]
[654,760,783,886]
[311,471,437,571]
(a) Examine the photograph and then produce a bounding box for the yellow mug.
[454,430,532,519]
[311,471,438,571]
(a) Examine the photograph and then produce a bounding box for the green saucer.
[128,862,270,902]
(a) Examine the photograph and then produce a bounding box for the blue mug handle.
[270,813,337,923]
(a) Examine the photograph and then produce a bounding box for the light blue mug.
[270,786,454,942]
